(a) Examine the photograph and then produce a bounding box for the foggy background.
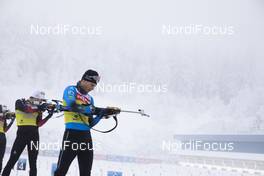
[0,0,264,158]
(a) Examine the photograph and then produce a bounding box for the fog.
[0,0,264,157]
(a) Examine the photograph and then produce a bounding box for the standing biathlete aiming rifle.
[2,91,55,176]
[54,69,110,176]
[0,105,15,174]
[53,69,150,176]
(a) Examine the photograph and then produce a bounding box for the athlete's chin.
[86,88,94,93]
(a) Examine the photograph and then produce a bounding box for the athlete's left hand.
[47,106,55,115]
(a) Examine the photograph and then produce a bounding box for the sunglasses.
[83,75,100,84]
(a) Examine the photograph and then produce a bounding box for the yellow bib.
[15,110,38,126]
[64,100,91,125]
[0,120,4,133]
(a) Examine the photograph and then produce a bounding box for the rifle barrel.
[121,110,150,117]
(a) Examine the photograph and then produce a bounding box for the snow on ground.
[2,153,264,176]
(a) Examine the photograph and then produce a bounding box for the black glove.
[96,109,107,118]
[5,112,15,120]
[105,107,121,116]
[94,107,120,118]
[99,107,121,119]
[47,106,55,115]
[38,103,48,112]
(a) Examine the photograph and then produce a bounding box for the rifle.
[44,100,150,117]
[41,99,150,133]
[0,105,15,120]
[4,111,16,120]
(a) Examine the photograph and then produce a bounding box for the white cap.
[30,91,46,100]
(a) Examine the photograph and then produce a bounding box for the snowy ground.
[2,153,264,176]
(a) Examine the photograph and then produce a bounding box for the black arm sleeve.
[15,99,26,111]
[15,99,38,113]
